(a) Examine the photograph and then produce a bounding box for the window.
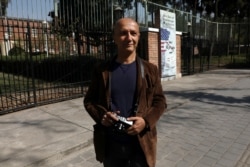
[31,29,38,38]
[7,27,13,37]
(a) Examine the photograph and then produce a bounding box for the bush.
[8,46,25,56]
[0,53,103,83]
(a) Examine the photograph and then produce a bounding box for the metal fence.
[0,16,92,114]
[0,0,115,114]
[0,0,249,114]
[124,1,250,74]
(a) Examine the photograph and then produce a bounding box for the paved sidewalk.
[0,69,250,167]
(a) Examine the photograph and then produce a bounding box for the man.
[84,17,167,167]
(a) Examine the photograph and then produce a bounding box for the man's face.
[113,18,140,54]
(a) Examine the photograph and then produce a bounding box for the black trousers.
[103,139,149,167]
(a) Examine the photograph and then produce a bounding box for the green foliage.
[53,0,112,36]
[0,54,103,83]
[151,0,250,20]
[8,46,25,56]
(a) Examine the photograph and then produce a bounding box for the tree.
[48,0,113,55]
[53,0,111,36]
[198,0,250,21]
[49,0,134,48]
[151,0,249,21]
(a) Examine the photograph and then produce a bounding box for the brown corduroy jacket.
[84,57,167,167]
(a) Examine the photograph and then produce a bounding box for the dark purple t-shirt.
[110,61,137,117]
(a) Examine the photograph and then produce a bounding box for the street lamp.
[187,21,193,74]
[111,0,124,29]
[114,6,124,22]
[42,20,49,58]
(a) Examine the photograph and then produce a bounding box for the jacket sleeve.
[83,63,108,124]
[142,64,167,131]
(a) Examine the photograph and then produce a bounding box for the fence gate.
[0,0,115,114]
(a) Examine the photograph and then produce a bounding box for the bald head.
[113,18,140,35]
[112,18,140,59]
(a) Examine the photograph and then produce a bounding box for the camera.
[113,115,133,132]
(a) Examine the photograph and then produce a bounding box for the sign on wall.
[160,10,176,77]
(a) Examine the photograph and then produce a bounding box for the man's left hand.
[126,117,146,135]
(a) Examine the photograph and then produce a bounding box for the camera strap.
[108,58,144,113]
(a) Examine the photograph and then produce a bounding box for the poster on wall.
[160,10,176,77]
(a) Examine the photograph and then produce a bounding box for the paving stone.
[196,156,218,166]
[1,69,250,167]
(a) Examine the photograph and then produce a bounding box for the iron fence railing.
[0,0,249,114]
[0,0,114,114]
[129,1,250,74]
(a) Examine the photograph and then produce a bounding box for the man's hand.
[101,112,119,127]
[126,117,146,135]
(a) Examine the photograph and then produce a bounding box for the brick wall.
[140,27,182,79]
[176,32,182,78]
[140,9,182,79]
[140,28,160,72]
[147,30,159,67]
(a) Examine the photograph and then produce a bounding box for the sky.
[6,0,54,21]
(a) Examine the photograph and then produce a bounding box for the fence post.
[27,22,37,105]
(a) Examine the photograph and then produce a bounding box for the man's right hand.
[101,111,119,127]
